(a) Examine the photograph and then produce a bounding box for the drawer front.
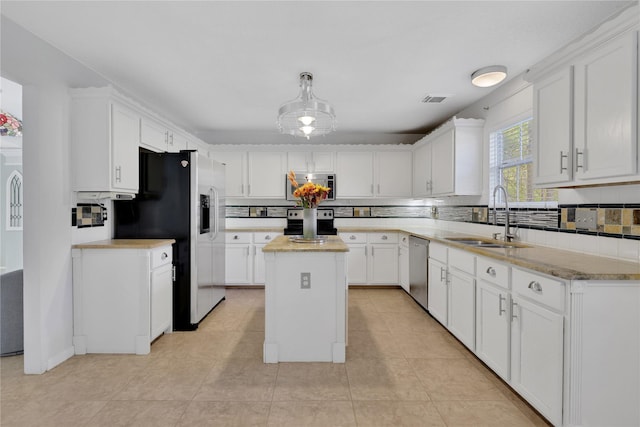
[368,232,398,244]
[339,232,367,244]
[512,268,565,312]
[449,247,476,276]
[151,245,173,269]
[429,242,448,263]
[477,256,510,290]
[253,232,279,243]
[226,232,251,244]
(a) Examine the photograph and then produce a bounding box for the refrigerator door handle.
[210,186,219,240]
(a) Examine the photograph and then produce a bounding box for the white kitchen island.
[262,235,349,363]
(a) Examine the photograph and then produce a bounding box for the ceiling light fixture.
[470,65,507,87]
[277,72,336,140]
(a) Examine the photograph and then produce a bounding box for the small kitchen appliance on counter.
[113,149,226,331]
[283,208,337,236]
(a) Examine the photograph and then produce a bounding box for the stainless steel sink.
[445,237,530,249]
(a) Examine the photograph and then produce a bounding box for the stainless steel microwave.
[286,172,336,201]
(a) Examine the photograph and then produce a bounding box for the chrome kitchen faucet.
[492,185,515,242]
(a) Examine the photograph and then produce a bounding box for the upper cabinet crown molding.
[525,3,639,82]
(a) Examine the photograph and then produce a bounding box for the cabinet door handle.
[560,151,568,174]
[241,184,245,195]
[499,294,506,316]
[171,265,176,282]
[440,266,446,282]
[371,247,375,257]
[377,184,380,194]
[115,166,122,183]
[253,246,257,255]
[511,300,518,321]
[161,252,168,260]
[486,267,496,277]
[370,184,374,195]
[575,148,584,171]
[365,246,368,256]
[247,184,251,195]
[169,133,174,146]
[528,281,543,293]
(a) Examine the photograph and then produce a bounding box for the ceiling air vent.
[421,95,448,104]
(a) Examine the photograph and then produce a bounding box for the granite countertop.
[72,239,176,249]
[227,226,640,280]
[263,235,349,253]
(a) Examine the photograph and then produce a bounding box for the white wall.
[1,17,109,373]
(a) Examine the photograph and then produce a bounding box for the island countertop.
[72,239,176,249]
[263,235,349,253]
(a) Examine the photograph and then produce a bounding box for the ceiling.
[1,1,633,145]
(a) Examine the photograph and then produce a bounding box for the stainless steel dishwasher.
[409,236,429,310]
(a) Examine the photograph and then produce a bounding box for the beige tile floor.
[1,288,551,426]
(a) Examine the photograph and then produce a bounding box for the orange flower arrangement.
[287,170,331,209]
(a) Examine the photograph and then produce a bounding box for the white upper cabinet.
[336,151,374,198]
[412,143,432,197]
[527,8,639,188]
[140,116,168,153]
[210,151,247,197]
[336,150,412,199]
[533,67,573,185]
[412,118,484,198]
[211,150,286,198]
[287,151,335,173]
[169,130,189,153]
[430,129,455,195]
[247,152,286,198]
[573,31,637,181]
[70,88,140,194]
[375,151,413,197]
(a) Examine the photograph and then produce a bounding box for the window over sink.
[489,117,557,206]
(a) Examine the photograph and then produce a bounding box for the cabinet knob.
[528,281,543,293]
[349,235,356,240]
[381,235,388,240]
[161,252,168,260]
[265,235,271,240]
[486,267,496,277]
[233,235,239,240]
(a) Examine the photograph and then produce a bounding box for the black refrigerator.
[114,149,226,330]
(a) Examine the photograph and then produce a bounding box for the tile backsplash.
[228,203,640,241]
[72,203,107,228]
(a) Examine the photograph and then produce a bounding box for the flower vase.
[302,207,318,240]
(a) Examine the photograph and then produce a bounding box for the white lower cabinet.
[447,268,475,351]
[510,268,564,426]
[511,295,564,425]
[428,243,476,350]
[427,257,448,327]
[150,259,173,341]
[476,280,510,380]
[225,231,280,285]
[340,232,398,286]
[71,243,174,355]
[398,233,410,292]
[475,256,511,381]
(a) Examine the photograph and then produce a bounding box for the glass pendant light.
[277,72,336,139]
